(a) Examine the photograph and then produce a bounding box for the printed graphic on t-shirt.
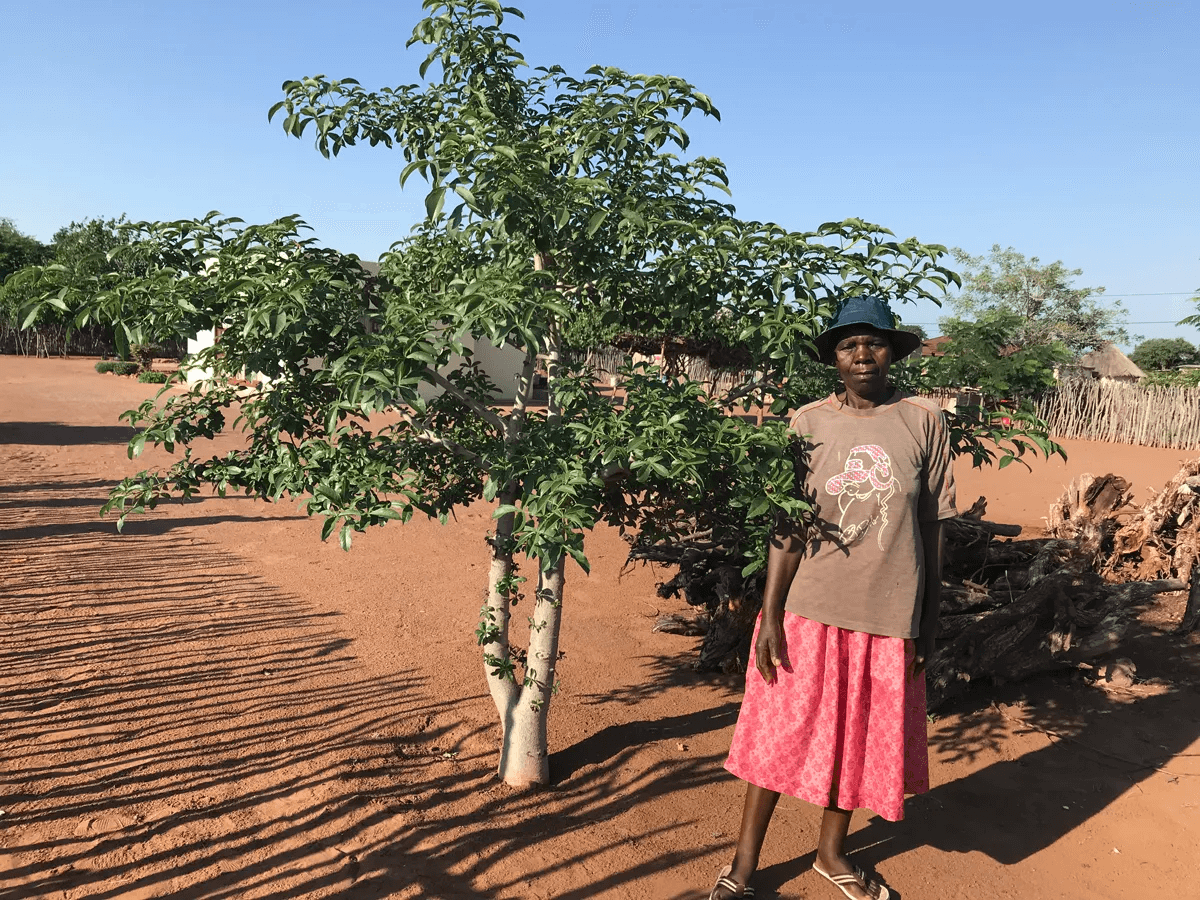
[824,444,898,550]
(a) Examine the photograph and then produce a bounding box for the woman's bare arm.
[755,520,806,683]
[914,519,944,677]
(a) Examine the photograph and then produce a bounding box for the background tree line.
[0,215,180,359]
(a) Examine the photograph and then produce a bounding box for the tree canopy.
[1129,337,1198,371]
[946,245,1128,355]
[897,322,928,341]
[923,309,1071,401]
[0,218,50,284]
[1,215,159,359]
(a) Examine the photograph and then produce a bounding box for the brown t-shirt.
[783,391,957,638]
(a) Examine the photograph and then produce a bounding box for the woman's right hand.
[754,615,788,684]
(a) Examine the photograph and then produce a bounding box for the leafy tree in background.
[15,0,1056,785]
[48,215,159,278]
[0,218,50,283]
[896,322,928,341]
[924,309,1070,400]
[917,309,1068,468]
[2,215,157,359]
[1129,337,1198,371]
[947,245,1127,355]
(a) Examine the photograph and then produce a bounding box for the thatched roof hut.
[1077,343,1144,382]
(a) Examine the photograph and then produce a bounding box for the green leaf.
[321,517,337,541]
[425,187,447,220]
[566,545,590,573]
[400,158,430,187]
[585,209,609,237]
[453,183,477,207]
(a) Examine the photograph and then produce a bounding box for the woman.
[709,297,956,900]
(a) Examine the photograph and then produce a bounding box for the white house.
[184,259,527,402]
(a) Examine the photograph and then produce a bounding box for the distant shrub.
[137,371,171,384]
[108,361,139,376]
[95,360,115,373]
[130,341,161,370]
[1141,369,1200,388]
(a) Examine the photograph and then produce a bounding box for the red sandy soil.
[2,357,1198,900]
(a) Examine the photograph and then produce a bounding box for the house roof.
[920,335,952,357]
[1078,343,1145,379]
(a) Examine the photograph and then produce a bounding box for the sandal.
[709,863,755,899]
[812,860,890,900]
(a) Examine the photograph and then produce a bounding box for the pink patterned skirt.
[724,612,929,822]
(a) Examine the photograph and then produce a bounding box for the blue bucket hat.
[810,296,923,366]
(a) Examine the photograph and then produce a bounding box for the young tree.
[18,1,962,786]
[947,245,1128,354]
[1129,337,1198,371]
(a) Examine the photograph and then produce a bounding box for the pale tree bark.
[484,256,573,785]
[496,556,565,786]
[480,342,541,783]
[481,487,520,726]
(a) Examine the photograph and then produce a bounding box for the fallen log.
[1106,459,1200,582]
[943,509,1024,580]
[927,571,1183,709]
[1046,473,1133,566]
[1180,561,1200,634]
[634,479,1192,696]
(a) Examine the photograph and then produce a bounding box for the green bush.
[95,360,115,373]
[137,370,172,384]
[107,360,139,376]
[1141,368,1200,388]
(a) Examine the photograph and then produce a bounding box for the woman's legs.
[712,782,779,897]
[816,805,873,900]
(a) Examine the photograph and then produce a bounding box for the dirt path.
[2,357,1198,900]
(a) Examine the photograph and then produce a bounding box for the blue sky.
[3,0,1198,348]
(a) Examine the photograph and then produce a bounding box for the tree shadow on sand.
[0,422,138,445]
[0,478,738,900]
[554,656,743,781]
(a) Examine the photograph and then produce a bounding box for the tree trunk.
[480,344,538,782]
[496,557,565,786]
[483,305,571,787]
[481,489,519,729]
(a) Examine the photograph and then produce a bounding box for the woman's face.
[833,326,893,394]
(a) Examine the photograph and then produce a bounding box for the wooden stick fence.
[573,347,750,396]
[0,322,113,357]
[1038,377,1200,450]
[0,320,185,360]
[567,352,1200,450]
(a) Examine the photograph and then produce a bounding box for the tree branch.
[506,347,538,446]
[395,408,489,470]
[722,377,768,406]
[422,366,508,432]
